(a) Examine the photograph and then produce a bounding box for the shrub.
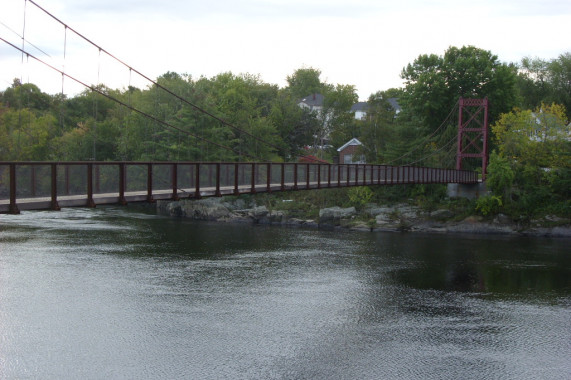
[348,186,373,209]
[475,195,503,216]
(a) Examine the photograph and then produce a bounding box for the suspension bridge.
[0,1,488,214]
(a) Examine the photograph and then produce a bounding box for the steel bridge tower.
[456,98,489,180]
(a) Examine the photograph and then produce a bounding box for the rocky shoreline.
[157,197,571,238]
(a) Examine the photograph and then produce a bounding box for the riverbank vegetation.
[1,47,569,221]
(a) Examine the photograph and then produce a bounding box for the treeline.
[1,72,315,162]
[1,46,570,218]
[1,47,569,165]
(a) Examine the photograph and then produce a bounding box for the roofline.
[337,138,363,152]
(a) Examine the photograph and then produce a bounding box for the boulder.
[493,213,512,225]
[394,204,424,221]
[248,205,269,219]
[430,209,454,220]
[157,198,234,220]
[249,206,286,225]
[319,206,357,226]
[157,200,184,217]
[366,206,394,217]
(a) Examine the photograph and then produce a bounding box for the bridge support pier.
[447,182,488,200]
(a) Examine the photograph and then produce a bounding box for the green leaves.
[489,104,570,217]
[475,195,503,216]
[286,67,324,99]
[400,45,518,134]
[486,151,515,200]
[517,53,571,119]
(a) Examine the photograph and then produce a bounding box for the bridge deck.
[0,161,478,213]
[0,181,368,212]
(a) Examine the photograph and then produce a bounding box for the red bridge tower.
[456,98,489,180]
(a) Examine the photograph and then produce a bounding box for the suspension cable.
[383,100,459,165]
[0,19,51,58]
[26,0,285,157]
[404,134,458,167]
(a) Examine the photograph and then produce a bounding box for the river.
[1,207,569,379]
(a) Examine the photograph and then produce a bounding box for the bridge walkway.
[1,161,478,214]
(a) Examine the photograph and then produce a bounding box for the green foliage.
[492,103,570,168]
[490,104,570,218]
[285,67,325,99]
[1,72,293,162]
[400,45,518,134]
[358,91,398,163]
[486,151,515,200]
[0,107,59,160]
[475,195,503,216]
[517,53,571,119]
[268,90,319,159]
[323,84,359,150]
[0,79,52,111]
[347,186,373,209]
[409,184,448,211]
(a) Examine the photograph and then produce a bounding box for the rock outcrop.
[156,198,571,237]
[318,206,357,227]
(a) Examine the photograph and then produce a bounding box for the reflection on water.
[1,207,570,379]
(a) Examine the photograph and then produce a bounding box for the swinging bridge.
[0,1,488,214]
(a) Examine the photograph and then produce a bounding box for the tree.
[358,91,399,163]
[322,84,359,153]
[200,72,280,161]
[492,103,570,168]
[0,108,58,160]
[490,104,570,217]
[286,67,326,99]
[486,151,515,201]
[0,79,52,111]
[517,52,571,119]
[269,90,320,159]
[400,46,518,134]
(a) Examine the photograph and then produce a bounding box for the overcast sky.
[1,0,570,100]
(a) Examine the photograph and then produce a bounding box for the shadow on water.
[361,232,571,300]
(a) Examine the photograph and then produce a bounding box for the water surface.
[1,207,569,379]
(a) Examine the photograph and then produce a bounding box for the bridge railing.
[0,161,478,213]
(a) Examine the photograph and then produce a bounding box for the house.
[387,98,402,114]
[298,93,331,148]
[298,93,325,114]
[337,138,366,164]
[351,102,369,120]
[298,94,401,121]
[350,97,402,120]
[527,111,571,142]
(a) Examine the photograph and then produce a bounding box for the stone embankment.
[157,198,571,238]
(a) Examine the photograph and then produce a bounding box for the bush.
[348,186,373,209]
[486,151,515,200]
[475,195,503,216]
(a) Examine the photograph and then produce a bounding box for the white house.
[298,93,325,114]
[350,97,402,120]
[350,102,369,120]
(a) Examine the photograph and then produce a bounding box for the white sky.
[1,0,570,100]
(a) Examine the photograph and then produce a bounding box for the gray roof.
[299,93,324,107]
[388,97,401,112]
[350,98,401,113]
[351,102,369,112]
[300,95,401,113]
[337,137,363,152]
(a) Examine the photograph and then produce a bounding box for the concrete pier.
[447,182,489,199]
